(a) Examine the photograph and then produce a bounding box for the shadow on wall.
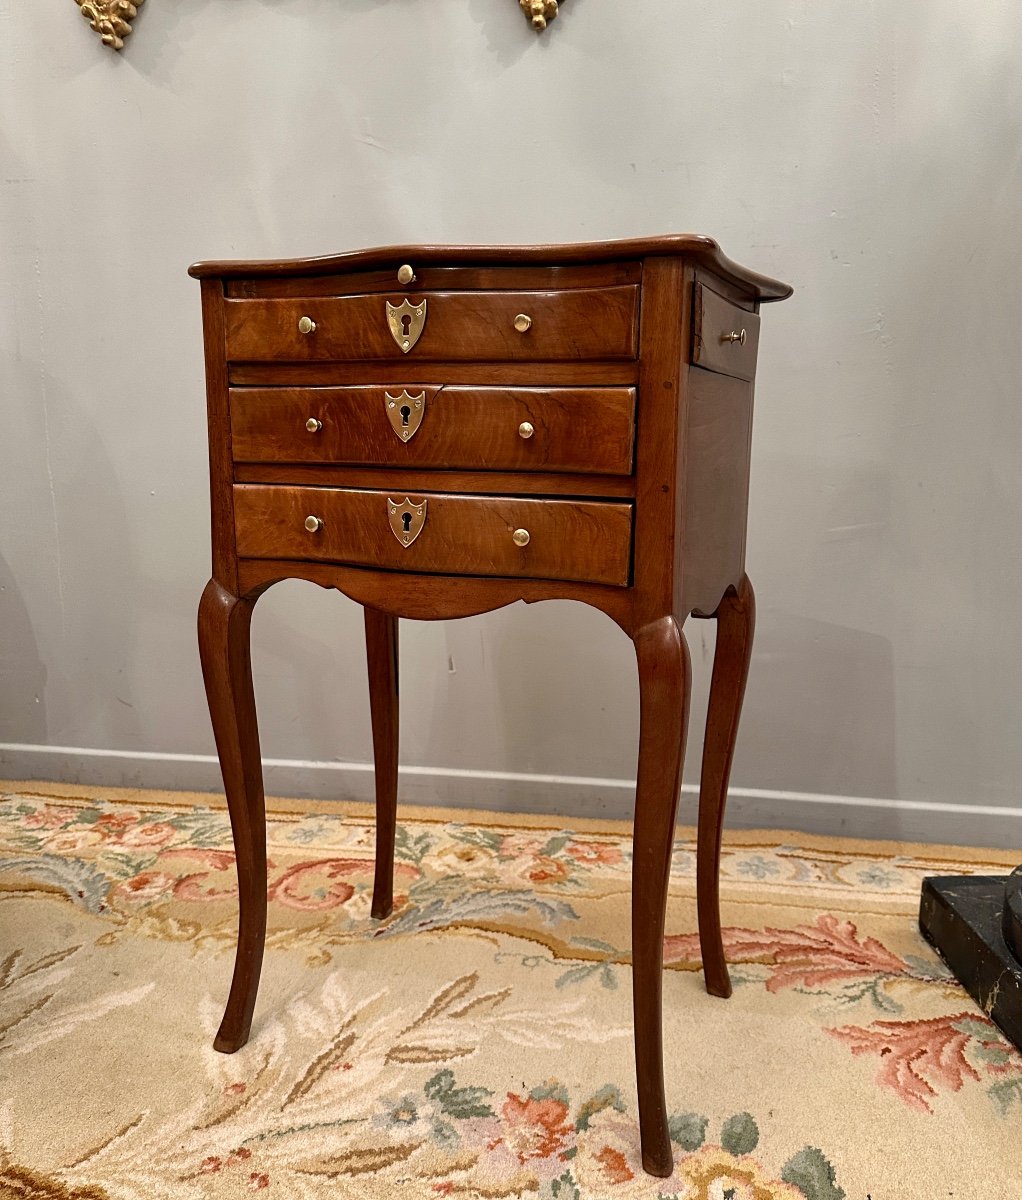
[737,609,898,802]
[0,553,47,745]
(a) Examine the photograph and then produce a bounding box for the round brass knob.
[725,328,747,346]
[304,515,323,533]
[397,264,416,285]
[512,528,531,547]
[513,313,533,334]
[305,418,322,433]
[518,421,535,440]
[298,315,317,335]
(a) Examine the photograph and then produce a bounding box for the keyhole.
[402,512,412,533]
[400,405,411,427]
[401,314,412,336]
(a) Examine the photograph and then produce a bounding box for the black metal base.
[919,872,1022,1051]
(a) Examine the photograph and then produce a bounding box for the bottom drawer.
[234,485,633,586]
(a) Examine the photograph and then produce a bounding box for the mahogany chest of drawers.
[191,237,791,1177]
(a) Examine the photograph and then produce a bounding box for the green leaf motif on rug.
[988,1075,1022,1116]
[529,1080,571,1106]
[667,1111,707,1150]
[720,1111,759,1155]
[0,855,109,914]
[549,1171,581,1199]
[574,1084,626,1130]
[780,1146,846,1200]
[394,825,434,864]
[423,1069,495,1119]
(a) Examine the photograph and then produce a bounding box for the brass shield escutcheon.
[385,391,427,442]
[385,298,427,354]
[387,497,427,547]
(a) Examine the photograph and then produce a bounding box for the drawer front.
[230,386,636,476]
[234,485,633,587]
[692,283,761,382]
[224,287,639,362]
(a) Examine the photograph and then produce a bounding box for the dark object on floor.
[919,867,1022,1051]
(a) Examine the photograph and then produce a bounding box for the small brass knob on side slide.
[724,328,747,346]
[305,418,322,433]
[298,315,317,335]
[514,313,533,333]
[518,422,535,439]
[512,528,531,547]
[304,515,323,533]
[397,264,416,285]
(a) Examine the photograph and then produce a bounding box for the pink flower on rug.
[42,828,104,853]
[163,849,239,902]
[248,1173,269,1190]
[497,1093,572,1163]
[116,870,176,902]
[829,1012,982,1113]
[525,857,571,885]
[565,840,624,867]
[593,1144,634,1183]
[110,821,177,849]
[93,811,140,834]
[267,859,366,911]
[665,914,907,991]
[23,805,79,830]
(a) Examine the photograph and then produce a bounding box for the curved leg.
[364,607,398,920]
[198,578,266,1054]
[697,575,756,999]
[631,616,692,1177]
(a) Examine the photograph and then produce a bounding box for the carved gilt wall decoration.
[74,0,144,49]
[520,0,559,29]
[73,0,560,50]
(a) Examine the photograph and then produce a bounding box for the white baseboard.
[0,742,1019,850]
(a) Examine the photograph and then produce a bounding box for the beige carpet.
[0,781,1017,1199]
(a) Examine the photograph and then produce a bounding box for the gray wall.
[2,0,1021,849]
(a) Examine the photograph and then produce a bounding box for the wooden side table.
[190,238,791,1177]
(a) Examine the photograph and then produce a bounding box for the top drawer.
[691,283,761,382]
[223,286,639,363]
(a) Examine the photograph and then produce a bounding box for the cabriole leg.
[364,606,399,919]
[696,575,756,998]
[631,616,692,1177]
[198,578,266,1054]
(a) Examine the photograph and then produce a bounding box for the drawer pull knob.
[397,264,416,285]
[305,417,322,433]
[298,315,317,335]
[514,313,533,334]
[724,328,747,346]
[512,528,531,548]
[518,421,535,440]
[388,497,427,547]
[304,515,323,533]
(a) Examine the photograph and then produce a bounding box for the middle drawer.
[230,386,636,476]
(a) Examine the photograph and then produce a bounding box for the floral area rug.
[0,781,1018,1199]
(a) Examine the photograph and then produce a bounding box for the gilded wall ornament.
[74,0,144,49]
[520,0,559,29]
[75,0,561,52]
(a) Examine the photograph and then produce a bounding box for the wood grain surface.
[233,484,634,587]
[224,287,639,363]
[230,385,636,476]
